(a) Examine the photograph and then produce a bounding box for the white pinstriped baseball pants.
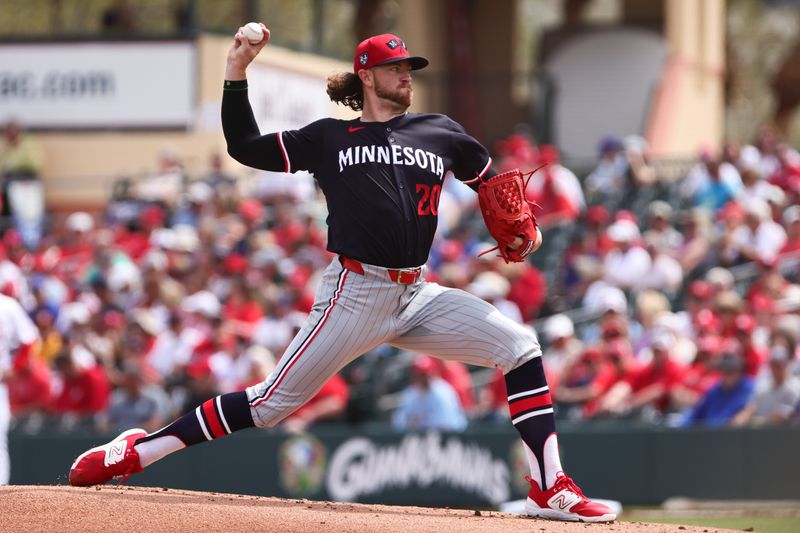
[246,257,541,428]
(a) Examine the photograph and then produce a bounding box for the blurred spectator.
[50,351,110,429]
[134,146,187,207]
[178,359,219,413]
[283,373,350,432]
[638,238,683,296]
[524,145,584,228]
[705,266,736,295]
[554,347,607,419]
[557,341,637,420]
[682,351,755,427]
[618,136,658,215]
[540,314,583,387]
[642,201,682,254]
[753,126,781,179]
[580,284,630,344]
[222,278,264,337]
[674,280,715,338]
[683,151,743,209]
[584,136,626,206]
[745,258,788,307]
[202,153,237,191]
[630,290,671,357]
[713,290,744,338]
[731,198,787,264]
[733,344,800,426]
[7,354,51,424]
[596,330,687,419]
[767,142,800,193]
[601,219,650,291]
[779,205,800,255]
[429,357,475,413]
[493,131,538,173]
[466,271,522,323]
[57,212,97,278]
[501,260,547,322]
[392,355,467,432]
[0,121,44,236]
[474,369,508,423]
[97,363,170,434]
[670,335,722,410]
[0,120,43,180]
[730,314,767,378]
[672,207,713,278]
[560,206,613,305]
[735,145,769,199]
[171,181,215,228]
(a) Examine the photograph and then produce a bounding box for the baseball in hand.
[243,22,264,44]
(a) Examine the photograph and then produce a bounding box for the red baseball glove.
[477,165,544,263]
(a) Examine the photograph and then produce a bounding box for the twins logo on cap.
[353,33,429,73]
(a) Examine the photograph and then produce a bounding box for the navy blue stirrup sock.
[504,357,557,488]
[137,391,255,447]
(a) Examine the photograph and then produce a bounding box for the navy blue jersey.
[222,80,492,268]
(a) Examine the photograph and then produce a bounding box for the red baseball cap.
[354,34,429,73]
[734,313,756,333]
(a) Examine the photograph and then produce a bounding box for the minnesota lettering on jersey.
[338,144,445,179]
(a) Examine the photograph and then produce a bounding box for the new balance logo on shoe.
[104,442,127,467]
[548,490,582,511]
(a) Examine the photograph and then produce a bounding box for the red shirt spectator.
[113,227,153,261]
[730,314,767,377]
[223,280,265,336]
[506,264,547,322]
[671,335,723,409]
[478,369,508,418]
[8,356,52,416]
[616,334,687,414]
[525,167,579,225]
[51,354,110,416]
[285,374,350,431]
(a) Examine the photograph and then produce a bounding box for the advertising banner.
[0,42,195,128]
[272,430,526,507]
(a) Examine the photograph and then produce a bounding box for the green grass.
[622,514,800,533]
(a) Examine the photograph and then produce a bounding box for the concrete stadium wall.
[10,425,800,507]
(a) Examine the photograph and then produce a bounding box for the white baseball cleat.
[69,428,147,486]
[524,471,617,522]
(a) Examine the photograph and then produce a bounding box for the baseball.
[243,22,264,44]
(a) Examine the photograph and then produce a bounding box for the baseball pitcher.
[69,25,615,522]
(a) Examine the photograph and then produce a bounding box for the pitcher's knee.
[498,327,542,373]
[246,381,308,429]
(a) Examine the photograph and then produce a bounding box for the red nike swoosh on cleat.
[348,126,366,133]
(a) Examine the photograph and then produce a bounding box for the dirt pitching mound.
[1,485,735,533]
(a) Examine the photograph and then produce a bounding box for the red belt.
[339,256,422,284]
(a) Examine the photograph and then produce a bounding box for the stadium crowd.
[3,120,800,435]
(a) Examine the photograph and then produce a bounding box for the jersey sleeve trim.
[462,156,493,184]
[277,131,291,173]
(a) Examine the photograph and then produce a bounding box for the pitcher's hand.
[225,23,270,80]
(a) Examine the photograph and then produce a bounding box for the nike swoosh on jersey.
[348,126,366,133]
